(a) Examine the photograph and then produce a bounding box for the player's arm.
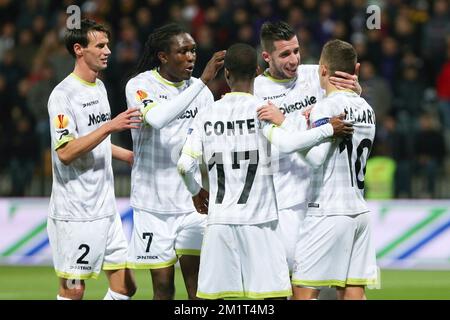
[259,103,352,153]
[56,108,141,165]
[177,122,210,213]
[299,140,333,170]
[177,153,201,196]
[134,51,225,130]
[178,154,209,214]
[111,144,133,166]
[298,105,341,169]
[329,62,362,95]
[261,121,333,153]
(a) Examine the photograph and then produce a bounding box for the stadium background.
[0,0,449,299]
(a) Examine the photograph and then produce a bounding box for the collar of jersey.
[152,69,185,87]
[70,73,97,86]
[326,89,357,97]
[224,92,253,97]
[263,70,294,83]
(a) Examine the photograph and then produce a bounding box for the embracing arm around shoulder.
[56,108,140,165]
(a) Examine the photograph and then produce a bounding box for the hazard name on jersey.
[204,118,258,136]
[344,106,375,124]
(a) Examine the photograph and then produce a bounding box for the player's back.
[200,92,278,225]
[308,91,376,216]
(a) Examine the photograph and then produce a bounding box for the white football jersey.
[307,91,376,215]
[254,65,325,209]
[48,73,117,221]
[126,69,214,214]
[183,92,278,225]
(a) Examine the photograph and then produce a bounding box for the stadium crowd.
[0,0,449,198]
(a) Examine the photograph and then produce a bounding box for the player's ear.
[73,43,83,57]
[224,68,230,80]
[158,51,168,65]
[320,64,328,77]
[262,51,270,63]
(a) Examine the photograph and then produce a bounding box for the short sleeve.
[48,90,77,150]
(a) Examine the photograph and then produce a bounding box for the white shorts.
[197,222,292,299]
[292,212,378,288]
[127,209,206,269]
[47,213,128,280]
[276,203,306,272]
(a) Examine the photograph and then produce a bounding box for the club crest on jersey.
[312,117,330,128]
[136,89,148,102]
[187,128,193,135]
[53,114,69,129]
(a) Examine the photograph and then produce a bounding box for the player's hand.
[257,101,285,126]
[106,107,142,133]
[330,114,354,137]
[329,62,361,95]
[200,50,226,84]
[302,106,314,128]
[193,188,209,214]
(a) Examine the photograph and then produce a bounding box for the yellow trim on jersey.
[267,124,277,143]
[197,289,292,299]
[182,148,202,160]
[141,102,157,123]
[56,270,100,280]
[70,73,97,86]
[102,263,127,270]
[151,69,185,87]
[54,134,75,151]
[176,249,201,256]
[224,92,253,97]
[326,89,355,97]
[346,278,378,286]
[263,70,293,83]
[292,279,346,287]
[126,257,178,270]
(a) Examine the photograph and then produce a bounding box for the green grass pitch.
[0,266,449,300]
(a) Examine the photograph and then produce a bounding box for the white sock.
[103,288,131,300]
[57,295,72,300]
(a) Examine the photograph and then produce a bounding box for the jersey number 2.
[76,244,90,265]
[208,150,259,204]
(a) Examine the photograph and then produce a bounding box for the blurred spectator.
[380,37,400,89]
[0,22,15,61]
[392,60,426,129]
[414,113,446,198]
[377,115,414,198]
[422,0,450,83]
[27,62,56,152]
[8,106,39,196]
[12,29,39,73]
[437,39,450,132]
[135,7,154,45]
[359,61,392,125]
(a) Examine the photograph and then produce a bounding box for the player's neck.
[73,62,98,84]
[324,81,340,96]
[230,81,254,95]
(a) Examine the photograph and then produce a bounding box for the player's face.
[265,36,300,79]
[82,31,111,72]
[160,33,197,82]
